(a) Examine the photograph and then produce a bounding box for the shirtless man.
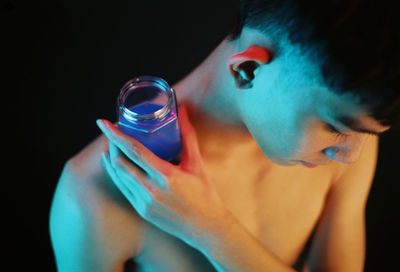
[49,1,399,271]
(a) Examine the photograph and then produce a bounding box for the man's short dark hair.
[229,0,400,130]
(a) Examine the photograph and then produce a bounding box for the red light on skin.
[299,161,319,168]
[229,45,270,67]
[228,45,271,71]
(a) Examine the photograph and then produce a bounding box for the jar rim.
[118,76,174,122]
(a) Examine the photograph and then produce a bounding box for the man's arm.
[49,136,144,272]
[305,135,378,272]
[197,135,378,272]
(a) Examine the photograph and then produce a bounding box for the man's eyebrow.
[335,115,383,136]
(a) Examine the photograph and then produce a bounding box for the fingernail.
[96,119,106,129]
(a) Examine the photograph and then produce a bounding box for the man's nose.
[324,135,368,164]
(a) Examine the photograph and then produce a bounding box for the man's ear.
[228,45,271,89]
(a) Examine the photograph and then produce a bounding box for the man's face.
[235,48,389,167]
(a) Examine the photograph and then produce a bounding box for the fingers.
[101,151,137,201]
[177,105,204,174]
[96,119,170,177]
[108,141,147,179]
[108,141,164,191]
[102,150,154,205]
[97,104,203,178]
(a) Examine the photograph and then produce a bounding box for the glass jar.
[117,76,182,162]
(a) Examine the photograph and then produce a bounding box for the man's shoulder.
[51,134,146,259]
[62,135,139,219]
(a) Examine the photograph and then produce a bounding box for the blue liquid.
[118,102,182,162]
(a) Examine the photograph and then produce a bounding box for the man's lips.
[299,161,319,168]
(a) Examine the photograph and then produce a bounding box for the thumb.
[177,104,204,173]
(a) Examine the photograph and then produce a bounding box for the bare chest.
[135,151,333,271]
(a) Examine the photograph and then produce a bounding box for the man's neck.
[172,38,248,131]
[171,38,255,156]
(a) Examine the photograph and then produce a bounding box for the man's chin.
[264,155,297,167]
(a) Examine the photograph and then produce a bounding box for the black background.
[2,0,399,271]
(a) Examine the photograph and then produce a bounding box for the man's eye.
[326,124,341,133]
[326,124,348,139]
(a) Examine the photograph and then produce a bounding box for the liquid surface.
[128,102,164,115]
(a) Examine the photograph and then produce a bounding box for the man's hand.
[96,105,228,252]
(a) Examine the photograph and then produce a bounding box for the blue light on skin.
[173,28,390,167]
